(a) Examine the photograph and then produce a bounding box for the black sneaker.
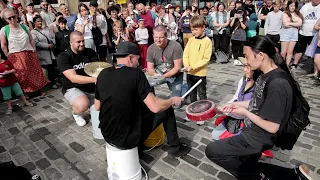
[168,143,191,157]
[260,173,269,180]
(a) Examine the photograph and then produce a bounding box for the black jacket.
[55,29,71,55]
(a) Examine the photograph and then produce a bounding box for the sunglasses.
[6,16,16,20]
[130,14,134,15]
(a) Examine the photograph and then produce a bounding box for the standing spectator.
[292,0,320,68]
[155,5,178,41]
[75,3,95,50]
[31,16,58,89]
[59,3,77,31]
[112,20,129,47]
[135,19,149,70]
[280,0,303,65]
[246,13,259,39]
[259,0,274,35]
[244,0,255,16]
[230,7,248,65]
[55,17,71,54]
[40,1,55,27]
[213,3,230,55]
[25,3,34,23]
[0,8,49,98]
[183,16,212,125]
[180,6,193,47]
[265,1,283,51]
[106,5,126,57]
[48,4,57,14]
[89,0,109,61]
[48,12,63,34]
[0,55,33,115]
[230,0,243,18]
[136,3,156,45]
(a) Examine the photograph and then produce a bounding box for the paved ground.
[1,62,320,180]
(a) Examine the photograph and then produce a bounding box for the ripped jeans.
[166,73,183,97]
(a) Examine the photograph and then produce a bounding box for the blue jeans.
[166,73,183,97]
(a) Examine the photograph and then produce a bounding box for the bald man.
[57,31,100,127]
[59,3,77,31]
[136,3,157,45]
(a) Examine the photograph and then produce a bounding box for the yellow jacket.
[183,36,212,77]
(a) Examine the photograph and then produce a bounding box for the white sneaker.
[197,121,205,125]
[73,114,86,126]
[185,116,191,122]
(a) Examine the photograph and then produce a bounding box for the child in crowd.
[183,15,212,125]
[180,6,193,47]
[0,56,33,115]
[135,19,149,71]
[55,17,71,54]
[246,13,259,39]
[112,20,129,46]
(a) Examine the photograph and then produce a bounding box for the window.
[33,0,59,8]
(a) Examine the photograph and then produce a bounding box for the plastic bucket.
[106,144,142,180]
[144,123,165,148]
[90,105,104,139]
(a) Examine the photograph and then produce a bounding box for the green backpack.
[4,24,29,42]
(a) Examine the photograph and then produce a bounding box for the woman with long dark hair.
[205,36,315,180]
[280,0,303,66]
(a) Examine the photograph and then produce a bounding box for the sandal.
[5,108,13,115]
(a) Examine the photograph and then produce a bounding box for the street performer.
[57,31,99,127]
[94,42,191,157]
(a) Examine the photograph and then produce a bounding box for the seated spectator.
[212,57,259,140]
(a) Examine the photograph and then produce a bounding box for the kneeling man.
[95,42,191,157]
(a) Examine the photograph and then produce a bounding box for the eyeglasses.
[6,16,16,20]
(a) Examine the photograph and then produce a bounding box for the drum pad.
[186,100,217,121]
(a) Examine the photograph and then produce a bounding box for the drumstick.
[181,79,202,99]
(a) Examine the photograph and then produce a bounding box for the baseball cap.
[237,6,246,12]
[90,0,99,7]
[235,0,243,4]
[112,42,140,57]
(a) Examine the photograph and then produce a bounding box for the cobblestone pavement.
[1,63,320,180]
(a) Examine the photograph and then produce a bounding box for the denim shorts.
[280,28,299,42]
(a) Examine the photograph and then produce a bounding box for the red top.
[0,60,17,87]
[139,10,154,33]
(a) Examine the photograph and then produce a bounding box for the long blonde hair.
[113,20,123,35]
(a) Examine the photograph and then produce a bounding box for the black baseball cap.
[237,6,246,12]
[27,3,34,7]
[90,0,99,7]
[112,42,140,57]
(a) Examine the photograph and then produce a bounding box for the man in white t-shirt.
[25,3,34,23]
[292,0,320,68]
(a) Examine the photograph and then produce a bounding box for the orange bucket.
[144,123,165,148]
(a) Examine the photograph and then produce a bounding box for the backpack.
[263,71,310,150]
[4,24,28,41]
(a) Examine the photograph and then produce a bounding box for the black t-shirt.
[242,68,293,149]
[260,6,274,28]
[244,4,255,16]
[57,47,99,94]
[95,66,153,149]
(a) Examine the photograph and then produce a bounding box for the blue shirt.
[64,14,77,31]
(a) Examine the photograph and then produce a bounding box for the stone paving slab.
[0,63,320,180]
